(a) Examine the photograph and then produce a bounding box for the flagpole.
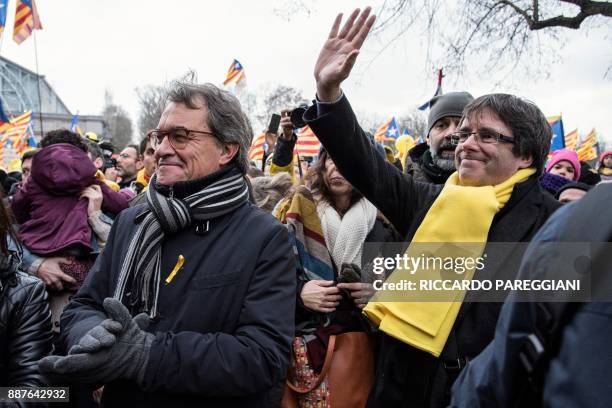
[32,30,44,136]
[296,151,303,179]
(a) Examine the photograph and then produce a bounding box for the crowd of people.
[1,6,611,408]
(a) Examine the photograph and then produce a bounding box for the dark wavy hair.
[0,190,18,256]
[305,151,363,210]
[462,93,551,176]
[40,129,89,152]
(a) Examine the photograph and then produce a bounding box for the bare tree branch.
[274,0,612,80]
[498,0,612,30]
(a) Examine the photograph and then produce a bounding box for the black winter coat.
[404,142,453,184]
[0,253,52,387]
[304,95,561,408]
[56,202,296,407]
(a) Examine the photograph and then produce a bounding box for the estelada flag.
[4,111,32,151]
[374,117,400,142]
[223,59,245,87]
[0,0,9,39]
[547,115,565,152]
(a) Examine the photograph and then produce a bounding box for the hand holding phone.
[279,109,294,140]
[267,113,281,135]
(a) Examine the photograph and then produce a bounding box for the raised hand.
[80,185,104,216]
[315,7,376,102]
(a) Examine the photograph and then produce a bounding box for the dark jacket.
[404,142,453,184]
[451,184,612,408]
[0,252,52,388]
[57,201,296,407]
[304,95,561,407]
[11,144,129,256]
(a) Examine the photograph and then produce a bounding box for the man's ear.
[219,143,240,165]
[94,157,104,170]
[518,154,534,169]
[136,156,144,171]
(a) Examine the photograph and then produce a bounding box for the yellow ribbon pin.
[165,255,185,284]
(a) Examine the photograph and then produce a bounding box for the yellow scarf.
[363,168,535,357]
[95,170,120,192]
[136,169,150,191]
[600,167,612,176]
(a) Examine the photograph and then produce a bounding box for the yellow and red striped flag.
[223,59,245,87]
[295,125,321,157]
[3,111,32,149]
[564,129,578,151]
[248,132,266,161]
[0,138,7,167]
[13,0,42,44]
[579,128,597,148]
[576,129,598,161]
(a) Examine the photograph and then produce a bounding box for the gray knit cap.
[427,91,474,135]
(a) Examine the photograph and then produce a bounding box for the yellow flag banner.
[576,129,598,161]
[564,129,578,151]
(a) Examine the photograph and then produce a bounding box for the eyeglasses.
[450,130,515,146]
[147,127,215,150]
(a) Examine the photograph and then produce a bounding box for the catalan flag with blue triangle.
[70,114,82,135]
[0,98,10,133]
[418,69,445,110]
[374,117,400,142]
[223,59,245,87]
[26,124,38,148]
[6,111,32,151]
[0,0,9,40]
[547,115,565,152]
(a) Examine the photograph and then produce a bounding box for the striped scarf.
[113,167,249,316]
[274,186,334,282]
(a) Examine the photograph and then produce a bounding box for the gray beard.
[432,155,456,172]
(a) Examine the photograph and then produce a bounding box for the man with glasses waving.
[41,80,296,407]
[299,7,562,407]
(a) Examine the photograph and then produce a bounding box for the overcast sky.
[1,0,610,147]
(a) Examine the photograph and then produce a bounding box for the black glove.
[39,297,154,385]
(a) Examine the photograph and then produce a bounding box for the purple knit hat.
[545,149,581,181]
